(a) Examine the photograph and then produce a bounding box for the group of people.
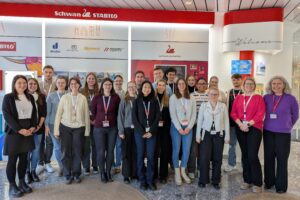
[2,65,299,198]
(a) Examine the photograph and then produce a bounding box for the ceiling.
[0,0,300,22]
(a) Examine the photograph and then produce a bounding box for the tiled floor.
[1,142,300,200]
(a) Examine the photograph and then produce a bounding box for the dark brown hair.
[11,75,30,100]
[175,78,190,99]
[28,78,44,106]
[137,80,155,99]
[99,78,116,96]
[135,70,145,77]
[69,77,82,88]
[54,75,69,91]
[82,72,99,97]
[43,65,54,71]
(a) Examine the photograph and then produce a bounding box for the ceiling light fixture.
[185,0,193,5]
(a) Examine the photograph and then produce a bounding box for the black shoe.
[198,182,206,188]
[107,171,113,182]
[140,183,147,190]
[213,183,220,190]
[148,183,157,191]
[31,171,40,182]
[26,172,33,184]
[124,177,130,184]
[9,183,23,198]
[65,176,73,185]
[264,185,274,190]
[84,168,90,176]
[276,190,286,194]
[74,176,81,183]
[18,179,32,193]
[93,167,99,174]
[159,179,167,184]
[100,172,107,183]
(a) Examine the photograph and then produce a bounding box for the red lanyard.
[143,101,150,125]
[102,96,111,120]
[272,95,283,113]
[243,94,253,120]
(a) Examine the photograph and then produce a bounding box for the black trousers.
[121,128,137,179]
[198,131,224,184]
[93,127,117,172]
[6,152,28,184]
[60,124,85,177]
[154,125,171,180]
[236,126,262,187]
[82,125,97,169]
[263,130,291,191]
[188,125,199,174]
[39,133,53,165]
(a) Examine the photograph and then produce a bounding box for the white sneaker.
[224,165,237,172]
[36,164,45,175]
[45,163,55,173]
[240,182,252,190]
[188,173,195,179]
[252,186,262,193]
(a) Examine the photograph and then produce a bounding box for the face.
[87,74,96,87]
[209,77,218,87]
[114,77,123,90]
[142,83,152,97]
[177,80,186,92]
[70,80,80,92]
[166,72,176,82]
[103,80,112,93]
[187,76,196,87]
[196,79,208,93]
[15,78,27,94]
[127,82,137,94]
[153,70,164,82]
[135,73,145,86]
[157,81,166,94]
[28,79,38,93]
[244,80,255,93]
[208,89,219,102]
[271,79,284,94]
[56,78,67,91]
[43,68,54,80]
[232,78,242,88]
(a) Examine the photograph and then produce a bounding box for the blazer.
[35,94,47,134]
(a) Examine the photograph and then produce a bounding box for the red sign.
[0,3,214,25]
[0,42,16,51]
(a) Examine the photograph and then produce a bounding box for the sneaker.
[252,186,262,193]
[93,167,99,174]
[84,168,90,176]
[35,164,45,175]
[188,173,195,179]
[45,163,55,173]
[240,182,252,190]
[224,165,237,172]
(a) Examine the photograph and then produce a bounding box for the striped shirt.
[191,91,209,113]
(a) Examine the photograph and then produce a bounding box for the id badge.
[181,120,189,126]
[242,120,249,125]
[131,125,135,129]
[102,120,110,127]
[145,126,150,132]
[158,120,164,127]
[211,131,216,135]
[270,113,277,119]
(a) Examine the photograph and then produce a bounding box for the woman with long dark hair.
[2,75,37,198]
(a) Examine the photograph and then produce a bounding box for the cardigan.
[117,97,135,135]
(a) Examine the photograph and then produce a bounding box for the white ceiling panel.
[158,0,176,10]
[194,0,208,11]
[134,0,155,9]
[251,0,266,9]
[207,0,216,11]
[229,0,242,11]
[122,0,143,9]
[147,0,165,10]
[264,0,279,7]
[240,0,253,9]
[170,0,186,10]
[217,0,230,12]
[183,0,197,11]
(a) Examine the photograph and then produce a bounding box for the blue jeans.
[228,126,237,167]
[113,136,122,168]
[28,134,43,171]
[134,132,157,184]
[170,123,193,168]
[49,124,63,170]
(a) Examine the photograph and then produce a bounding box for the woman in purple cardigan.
[263,76,299,194]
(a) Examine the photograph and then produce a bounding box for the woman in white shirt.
[54,77,90,184]
[169,78,197,186]
[196,87,230,189]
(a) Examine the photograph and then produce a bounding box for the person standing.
[80,72,99,175]
[196,87,230,189]
[117,81,137,184]
[132,80,160,190]
[26,78,47,184]
[209,76,226,104]
[169,78,197,186]
[166,67,177,94]
[91,78,120,183]
[134,71,145,91]
[3,75,37,198]
[186,75,196,93]
[263,76,299,193]
[54,77,90,184]
[231,77,265,193]
[152,68,172,96]
[45,76,68,176]
[224,74,243,172]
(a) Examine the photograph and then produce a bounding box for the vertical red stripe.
[239,51,254,79]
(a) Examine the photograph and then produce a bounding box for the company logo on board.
[166,45,175,54]
[54,9,118,19]
[0,42,16,51]
[67,45,78,52]
[104,47,123,52]
[50,42,60,53]
[84,46,100,51]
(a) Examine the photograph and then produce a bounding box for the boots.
[100,172,107,183]
[18,179,32,193]
[9,183,23,198]
[174,168,182,186]
[181,167,191,184]
[107,171,113,182]
[26,172,33,184]
[31,170,40,182]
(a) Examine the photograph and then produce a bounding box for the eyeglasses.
[245,83,255,86]
[209,93,219,96]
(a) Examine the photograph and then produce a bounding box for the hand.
[145,132,152,138]
[119,134,125,139]
[18,129,29,136]
[225,140,230,144]
[196,138,201,144]
[54,134,59,139]
[184,128,191,135]
[45,125,50,136]
[34,126,41,133]
[179,129,185,135]
[28,127,35,134]
[239,124,249,132]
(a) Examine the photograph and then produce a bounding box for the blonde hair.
[156,79,169,107]
[265,76,291,94]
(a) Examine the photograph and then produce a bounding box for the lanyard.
[102,96,111,120]
[129,100,133,108]
[171,83,175,93]
[181,98,187,116]
[243,94,253,120]
[157,97,164,112]
[232,89,241,99]
[143,101,150,126]
[57,91,64,101]
[272,94,283,113]
[71,95,78,111]
[210,103,217,121]
[43,81,53,94]
[89,94,94,101]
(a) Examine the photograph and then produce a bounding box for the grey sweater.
[117,97,135,135]
[45,91,65,126]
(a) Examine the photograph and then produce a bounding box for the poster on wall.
[256,61,266,76]
[96,72,123,83]
[231,60,252,75]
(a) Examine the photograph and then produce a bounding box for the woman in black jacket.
[132,80,160,191]
[26,78,47,183]
[2,75,37,198]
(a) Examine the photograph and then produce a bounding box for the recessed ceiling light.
[185,0,193,5]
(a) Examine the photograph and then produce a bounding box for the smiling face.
[177,79,186,93]
[15,77,27,94]
[127,82,137,95]
[114,76,123,90]
[153,69,164,82]
[208,88,219,103]
[43,68,54,81]
[209,77,218,88]
[103,80,113,94]
[142,82,152,97]
[28,79,38,93]
[187,76,196,87]
[135,73,145,86]
[87,74,96,88]
[70,79,80,93]
[232,77,242,88]
[166,71,176,82]
[196,79,208,93]
[56,78,67,91]
[243,79,256,93]
[157,81,166,94]
[271,78,284,94]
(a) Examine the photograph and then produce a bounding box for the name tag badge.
[145,126,150,132]
[242,120,249,125]
[158,121,164,127]
[131,125,135,129]
[181,120,189,126]
[270,113,277,119]
[211,131,216,135]
[102,120,110,127]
